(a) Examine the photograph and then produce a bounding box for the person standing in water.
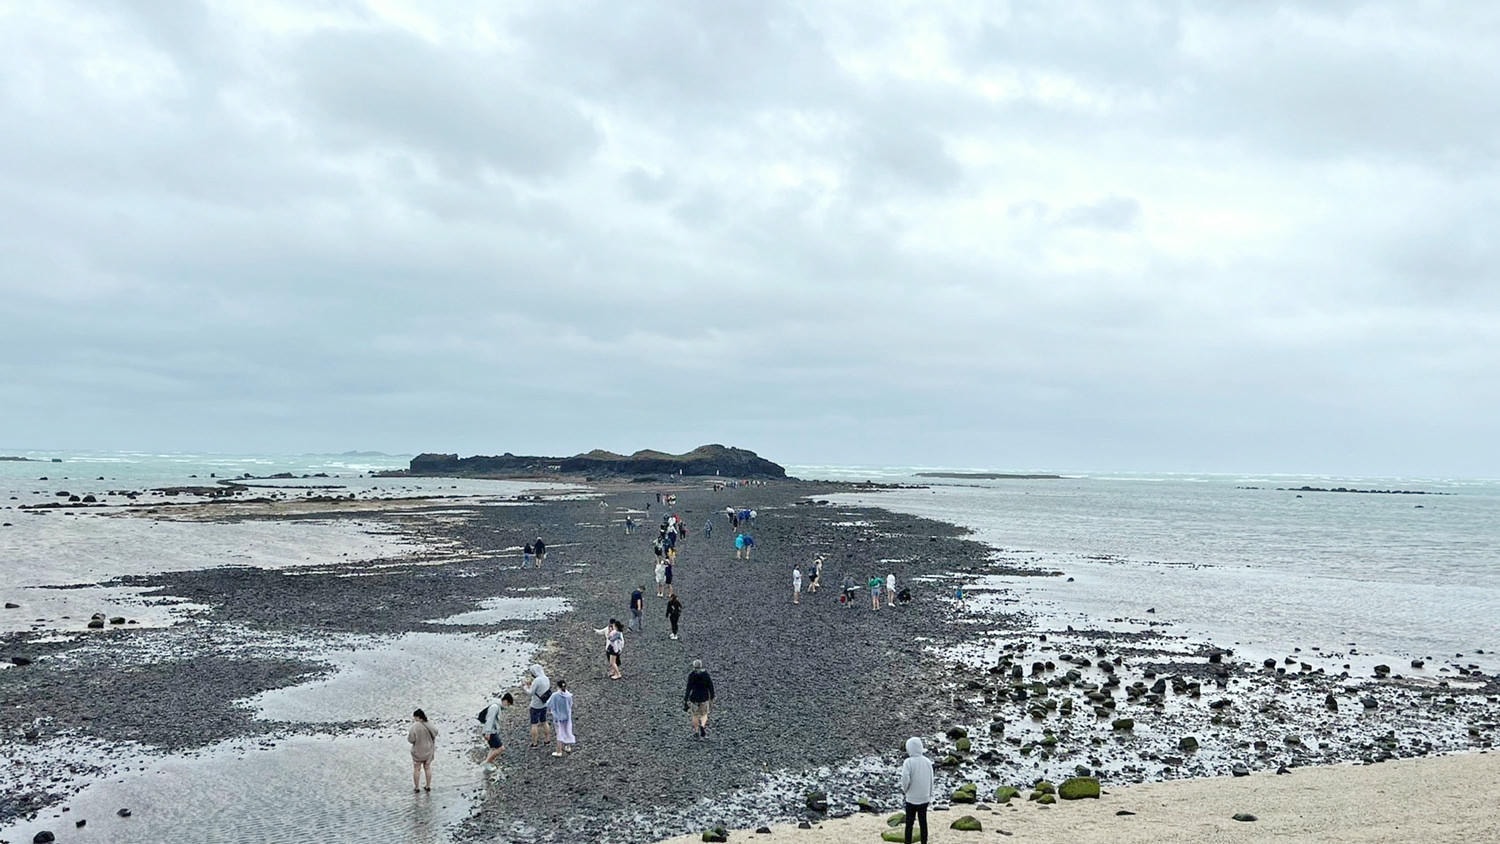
[408,709,437,792]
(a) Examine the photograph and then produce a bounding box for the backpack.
[476,704,491,724]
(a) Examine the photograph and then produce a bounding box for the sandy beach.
[659,750,1500,843]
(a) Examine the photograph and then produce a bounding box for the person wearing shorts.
[808,556,822,593]
[683,659,716,738]
[526,664,552,747]
[480,693,514,771]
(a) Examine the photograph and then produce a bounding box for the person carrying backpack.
[526,665,553,747]
[478,693,514,773]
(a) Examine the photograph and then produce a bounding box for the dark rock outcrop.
[408,444,787,479]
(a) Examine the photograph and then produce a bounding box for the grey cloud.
[1055,196,1142,231]
[288,27,601,179]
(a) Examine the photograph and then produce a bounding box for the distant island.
[915,471,1063,480]
[395,444,787,480]
[1,455,36,462]
[1238,485,1451,496]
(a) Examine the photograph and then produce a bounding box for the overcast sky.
[2,1,1496,476]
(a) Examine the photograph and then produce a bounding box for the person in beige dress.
[408,708,438,792]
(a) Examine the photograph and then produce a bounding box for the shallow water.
[818,472,1500,673]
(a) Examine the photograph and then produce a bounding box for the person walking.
[479,693,514,773]
[629,586,645,632]
[898,736,934,844]
[807,556,823,593]
[663,556,675,598]
[532,537,546,568]
[703,518,713,540]
[734,533,746,559]
[547,679,575,756]
[887,572,898,608]
[596,619,624,679]
[625,515,635,535]
[683,659,716,738]
[792,564,803,604]
[654,555,667,598]
[408,708,437,792]
[665,594,683,640]
[522,542,534,569]
[526,665,553,748]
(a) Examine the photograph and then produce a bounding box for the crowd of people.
[406,487,931,842]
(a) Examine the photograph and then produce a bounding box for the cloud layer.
[2,1,1496,475]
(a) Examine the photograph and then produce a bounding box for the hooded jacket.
[527,664,551,710]
[898,737,934,805]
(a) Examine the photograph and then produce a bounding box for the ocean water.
[792,465,1500,673]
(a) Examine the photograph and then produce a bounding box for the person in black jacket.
[665,595,683,640]
[683,659,715,738]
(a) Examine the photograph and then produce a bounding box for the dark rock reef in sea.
[404,443,787,479]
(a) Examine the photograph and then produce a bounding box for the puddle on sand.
[251,630,539,723]
[428,597,571,626]
[2,602,571,844]
[3,731,487,844]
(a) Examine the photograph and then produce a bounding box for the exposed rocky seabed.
[1,479,1496,843]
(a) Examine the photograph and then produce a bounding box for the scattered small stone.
[796,821,810,829]
[117,808,132,818]
[755,825,771,833]
[1231,763,1250,777]
[1116,810,1136,816]
[701,825,728,842]
[1232,813,1258,822]
[76,819,87,827]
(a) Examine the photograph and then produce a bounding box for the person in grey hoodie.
[526,664,552,748]
[898,736,934,844]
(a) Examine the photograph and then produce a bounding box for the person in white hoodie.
[898,736,934,844]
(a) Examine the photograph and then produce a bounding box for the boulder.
[34,832,56,844]
[4,602,19,609]
[949,815,983,831]
[1112,718,1134,732]
[993,786,1021,803]
[953,737,971,753]
[110,616,126,625]
[87,618,105,629]
[886,812,905,827]
[856,797,879,813]
[1231,763,1250,777]
[951,782,979,803]
[1034,793,1057,805]
[10,656,32,666]
[946,726,969,740]
[755,827,771,834]
[881,830,912,843]
[1058,777,1100,800]
[804,791,828,813]
[1178,736,1200,752]
[701,826,728,842]
[1232,813,1258,822]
